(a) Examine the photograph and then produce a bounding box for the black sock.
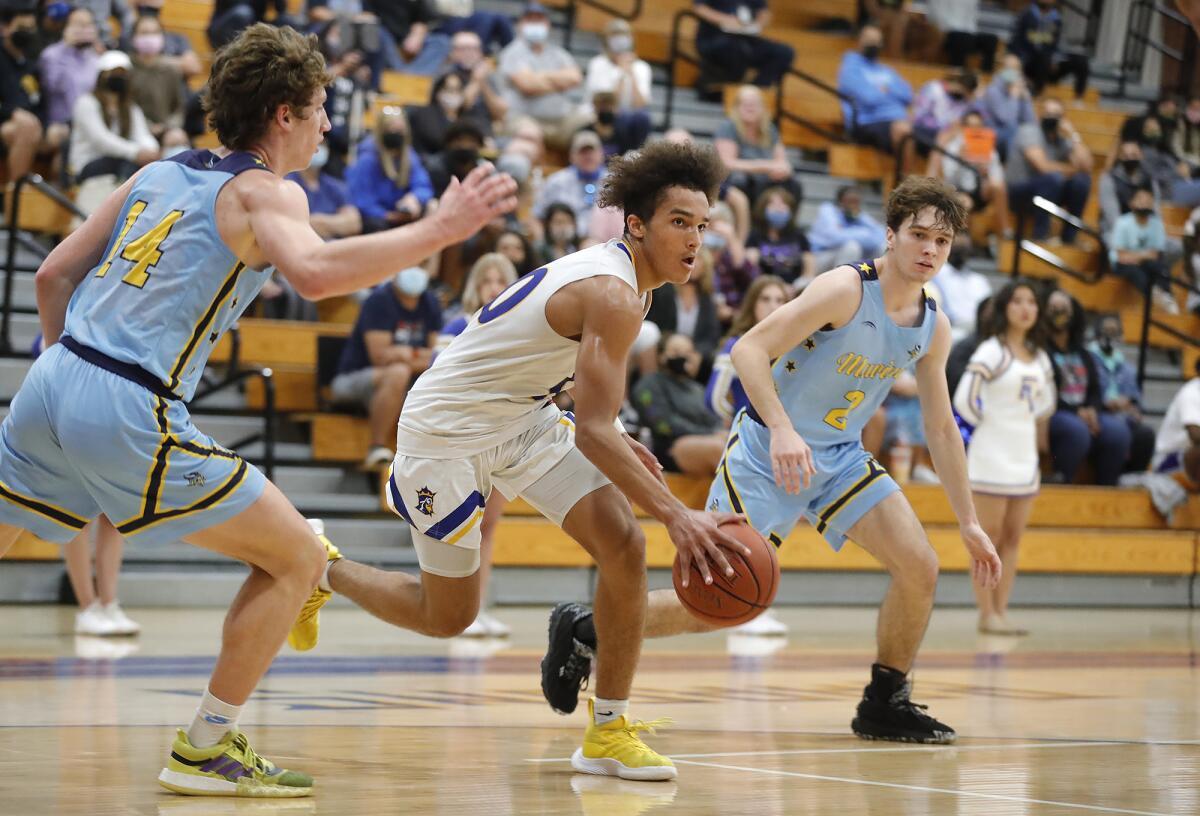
[867,662,906,697]
[573,612,597,649]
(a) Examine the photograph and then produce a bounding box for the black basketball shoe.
[851,663,956,744]
[541,602,596,715]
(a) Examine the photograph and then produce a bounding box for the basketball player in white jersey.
[290,140,749,781]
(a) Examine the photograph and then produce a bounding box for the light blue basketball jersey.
[63,150,274,401]
[744,261,938,447]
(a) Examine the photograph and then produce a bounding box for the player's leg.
[991,494,1035,634]
[970,492,1007,631]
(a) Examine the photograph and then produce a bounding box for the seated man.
[837,24,913,166]
[331,267,443,468]
[1005,96,1092,244]
[807,186,887,270]
[532,129,607,238]
[1108,186,1180,315]
[692,0,794,89]
[0,4,46,183]
[496,2,590,151]
[1099,141,1162,236]
[424,119,487,198]
[1152,359,1200,488]
[1008,0,1088,98]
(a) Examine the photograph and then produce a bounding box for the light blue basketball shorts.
[706,411,900,551]
[0,343,265,545]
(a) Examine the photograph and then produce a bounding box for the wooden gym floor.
[0,604,1197,815]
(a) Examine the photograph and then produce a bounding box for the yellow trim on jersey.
[116,459,249,536]
[719,437,754,527]
[167,259,245,392]
[0,478,89,529]
[815,459,886,534]
[445,509,484,545]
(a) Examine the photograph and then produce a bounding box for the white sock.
[186,688,242,748]
[318,558,335,593]
[593,697,629,726]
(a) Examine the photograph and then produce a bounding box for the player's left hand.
[961,523,1001,590]
[624,434,667,487]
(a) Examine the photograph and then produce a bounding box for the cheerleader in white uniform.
[953,280,1055,636]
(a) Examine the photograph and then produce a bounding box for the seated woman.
[345,106,434,233]
[632,333,726,477]
[407,69,492,162]
[532,202,579,266]
[714,85,800,206]
[745,186,815,290]
[69,50,160,216]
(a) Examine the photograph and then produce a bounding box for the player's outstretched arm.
[36,171,143,344]
[915,309,1001,589]
[731,266,860,493]
[247,163,517,300]
[569,278,750,587]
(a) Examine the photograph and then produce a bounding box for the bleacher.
[1,0,1198,609]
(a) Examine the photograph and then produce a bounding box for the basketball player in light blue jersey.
[0,24,516,797]
[544,176,1002,744]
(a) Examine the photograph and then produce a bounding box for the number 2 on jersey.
[95,200,184,288]
[823,390,866,431]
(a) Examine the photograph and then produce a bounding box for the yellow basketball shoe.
[571,699,677,781]
[158,729,313,797]
[287,518,342,652]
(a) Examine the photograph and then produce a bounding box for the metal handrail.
[1009,195,1106,283]
[892,132,983,191]
[191,364,277,482]
[1120,0,1192,97]
[563,0,644,51]
[3,173,86,354]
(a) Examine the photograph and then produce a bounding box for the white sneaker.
[911,464,941,484]
[102,602,140,636]
[75,602,118,636]
[363,446,394,468]
[1152,287,1181,315]
[459,616,491,637]
[479,611,511,638]
[306,517,325,537]
[732,609,788,636]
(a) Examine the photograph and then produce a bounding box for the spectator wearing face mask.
[807,186,887,269]
[1174,96,1200,172]
[332,266,444,468]
[702,203,758,320]
[424,119,486,198]
[977,53,1035,160]
[1121,97,1181,150]
[582,19,651,154]
[443,30,508,129]
[408,70,492,163]
[128,13,186,143]
[496,2,590,151]
[632,333,727,477]
[286,145,362,240]
[1008,0,1089,99]
[346,106,434,233]
[1133,113,1200,208]
[121,0,203,82]
[0,4,49,182]
[837,24,914,167]
[1108,187,1180,315]
[1087,313,1156,475]
[532,128,606,238]
[1005,96,1092,244]
[745,187,814,289]
[533,202,578,266]
[911,70,977,151]
[1099,141,1163,236]
[38,7,102,128]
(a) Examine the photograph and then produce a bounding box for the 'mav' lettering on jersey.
[745,261,938,448]
[62,150,273,401]
[395,240,645,459]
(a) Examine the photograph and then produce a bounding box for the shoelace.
[623,717,672,737]
[561,650,591,692]
[229,732,271,775]
[888,684,938,724]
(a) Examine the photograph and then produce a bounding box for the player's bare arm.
[234,163,517,299]
[915,308,1002,589]
[35,171,147,344]
[731,266,861,493]
[558,276,749,586]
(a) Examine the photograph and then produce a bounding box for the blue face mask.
[702,231,727,251]
[765,209,791,230]
[394,267,429,297]
[310,144,329,169]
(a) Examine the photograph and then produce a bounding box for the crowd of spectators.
[1,0,1197,493]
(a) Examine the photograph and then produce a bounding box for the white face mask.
[437,91,464,111]
[310,144,329,169]
[608,34,632,53]
[522,22,549,45]
[395,267,429,296]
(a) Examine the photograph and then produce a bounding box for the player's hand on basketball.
[769,426,815,494]
[667,510,752,588]
[624,434,667,487]
[436,163,519,243]
[962,523,1002,590]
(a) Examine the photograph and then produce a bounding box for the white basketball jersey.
[395,240,642,458]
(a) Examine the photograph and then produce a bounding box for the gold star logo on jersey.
[803,338,816,351]
[858,262,871,272]
[785,361,796,373]
[415,486,436,516]
[908,344,922,360]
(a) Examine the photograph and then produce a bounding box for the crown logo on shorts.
[415,486,436,516]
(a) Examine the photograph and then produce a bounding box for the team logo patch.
[415,486,436,516]
[184,471,206,488]
[908,344,922,360]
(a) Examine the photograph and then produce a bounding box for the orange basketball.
[672,519,780,626]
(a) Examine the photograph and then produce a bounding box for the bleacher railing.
[562,0,643,52]
[3,174,277,480]
[1132,256,1200,394]
[892,133,983,193]
[1120,0,1193,97]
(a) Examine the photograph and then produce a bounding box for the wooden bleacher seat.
[379,72,433,106]
[828,143,894,182]
[4,183,76,236]
[209,318,349,368]
[995,239,1135,312]
[1121,307,1200,353]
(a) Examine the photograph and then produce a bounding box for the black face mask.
[105,75,128,94]
[596,109,615,125]
[1098,336,1115,355]
[948,91,965,102]
[1041,116,1060,136]
[136,4,161,17]
[9,28,35,52]
[74,39,94,50]
[861,45,881,61]
[446,147,479,177]
[381,131,406,151]
[665,356,689,377]
[1121,159,1142,175]
[1133,207,1154,218]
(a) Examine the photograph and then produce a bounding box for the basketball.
[672,519,780,627]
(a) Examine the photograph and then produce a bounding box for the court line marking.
[671,758,1172,816]
[525,740,1123,763]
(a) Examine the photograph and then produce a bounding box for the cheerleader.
[953,279,1055,635]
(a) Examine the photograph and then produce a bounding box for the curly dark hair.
[884,175,968,235]
[202,24,331,152]
[598,140,726,231]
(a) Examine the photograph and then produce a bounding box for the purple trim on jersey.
[165,149,272,177]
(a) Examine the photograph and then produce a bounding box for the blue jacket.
[807,201,887,256]
[837,51,912,129]
[346,135,434,221]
